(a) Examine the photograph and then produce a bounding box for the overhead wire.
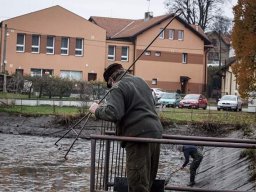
[55,9,183,159]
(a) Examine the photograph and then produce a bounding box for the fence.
[159,106,256,125]
[90,131,256,192]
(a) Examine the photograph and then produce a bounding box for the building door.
[180,76,190,94]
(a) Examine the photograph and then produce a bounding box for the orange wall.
[134,18,206,93]
[1,6,106,81]
[106,40,134,70]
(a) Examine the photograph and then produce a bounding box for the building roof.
[89,14,211,45]
[215,56,236,76]
[206,31,231,46]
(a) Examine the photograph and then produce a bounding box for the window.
[121,46,129,61]
[31,68,53,77]
[46,36,55,54]
[178,30,184,40]
[88,73,97,81]
[152,78,157,85]
[145,51,151,56]
[61,37,69,55]
[155,52,161,57]
[108,45,115,60]
[169,29,174,40]
[32,35,40,53]
[16,34,25,52]
[60,70,82,80]
[75,38,83,56]
[16,69,24,76]
[182,53,187,64]
[159,28,164,39]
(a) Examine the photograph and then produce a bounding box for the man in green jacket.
[89,63,163,192]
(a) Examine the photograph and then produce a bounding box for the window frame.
[121,46,129,61]
[145,51,151,56]
[168,29,174,40]
[46,36,55,54]
[61,37,69,55]
[155,51,161,57]
[31,35,40,53]
[178,30,184,41]
[31,68,53,77]
[108,45,115,61]
[60,70,83,80]
[152,78,157,85]
[16,33,25,52]
[159,28,164,39]
[75,38,84,56]
[182,53,188,64]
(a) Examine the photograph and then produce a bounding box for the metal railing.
[89,133,256,192]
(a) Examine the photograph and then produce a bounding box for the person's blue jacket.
[182,145,199,168]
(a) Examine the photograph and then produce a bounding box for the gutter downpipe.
[204,45,212,94]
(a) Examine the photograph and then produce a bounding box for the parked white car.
[217,95,242,112]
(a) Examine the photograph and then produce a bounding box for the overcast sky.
[0,0,237,22]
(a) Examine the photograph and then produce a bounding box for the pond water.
[0,133,186,192]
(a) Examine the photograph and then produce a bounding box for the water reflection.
[0,134,186,191]
[0,134,91,192]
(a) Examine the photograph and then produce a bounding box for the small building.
[90,12,211,94]
[217,57,238,96]
[0,6,106,81]
[206,31,231,67]
[1,6,212,94]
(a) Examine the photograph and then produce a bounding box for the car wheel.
[203,105,207,110]
[217,108,220,111]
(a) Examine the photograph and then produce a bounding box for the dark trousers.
[190,152,203,182]
[125,142,160,192]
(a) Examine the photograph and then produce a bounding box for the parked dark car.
[179,94,208,109]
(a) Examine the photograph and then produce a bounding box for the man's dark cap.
[103,63,123,82]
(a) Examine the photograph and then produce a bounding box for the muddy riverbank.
[1,112,255,191]
[0,112,247,138]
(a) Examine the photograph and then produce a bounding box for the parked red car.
[179,94,208,109]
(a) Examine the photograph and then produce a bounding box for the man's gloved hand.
[89,102,99,114]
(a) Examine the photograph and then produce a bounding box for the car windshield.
[221,95,236,101]
[184,94,199,99]
[162,93,176,99]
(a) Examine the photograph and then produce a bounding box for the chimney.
[144,11,153,21]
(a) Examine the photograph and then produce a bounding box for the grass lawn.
[0,105,87,115]
[0,103,255,125]
[159,108,256,125]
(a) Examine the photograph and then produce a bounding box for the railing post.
[103,140,111,191]
[90,139,96,192]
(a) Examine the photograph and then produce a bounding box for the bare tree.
[164,0,225,31]
[209,15,232,34]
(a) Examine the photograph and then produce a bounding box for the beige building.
[90,13,211,94]
[206,31,231,67]
[218,57,238,95]
[0,6,106,81]
[1,6,211,94]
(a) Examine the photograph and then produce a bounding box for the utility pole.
[2,24,7,92]
[219,30,222,69]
